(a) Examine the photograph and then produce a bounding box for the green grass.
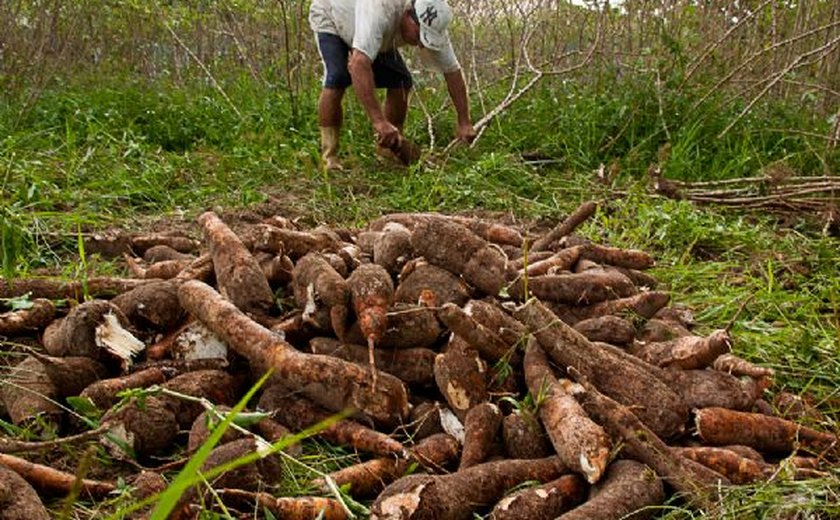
[1,69,839,519]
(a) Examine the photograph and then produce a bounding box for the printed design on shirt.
[419,5,438,26]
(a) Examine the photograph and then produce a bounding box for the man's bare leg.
[319,87,345,170]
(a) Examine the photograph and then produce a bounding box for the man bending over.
[310,0,477,170]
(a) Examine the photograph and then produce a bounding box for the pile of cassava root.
[0,201,837,519]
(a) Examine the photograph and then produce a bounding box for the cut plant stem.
[531,200,598,252]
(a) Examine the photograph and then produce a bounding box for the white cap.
[413,0,452,52]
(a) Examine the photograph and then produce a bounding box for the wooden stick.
[531,201,598,252]
[0,424,110,454]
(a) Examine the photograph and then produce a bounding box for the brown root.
[395,260,472,307]
[198,211,275,318]
[0,277,157,300]
[370,456,567,520]
[433,347,489,422]
[513,298,687,439]
[406,401,445,441]
[459,402,503,470]
[572,375,726,508]
[694,407,838,457]
[671,446,773,485]
[555,460,665,520]
[523,338,611,483]
[101,395,180,458]
[572,315,635,346]
[579,243,655,270]
[438,302,518,364]
[319,433,460,498]
[258,384,405,457]
[29,352,109,398]
[310,337,436,387]
[178,280,409,426]
[112,279,186,333]
[713,354,775,379]
[80,367,167,410]
[508,270,637,304]
[629,329,732,370]
[501,409,552,460]
[531,201,598,252]
[0,299,56,337]
[0,356,62,427]
[0,452,115,498]
[489,474,588,520]
[373,223,414,275]
[520,246,582,277]
[411,216,511,297]
[218,489,350,520]
[663,369,764,411]
[253,223,341,259]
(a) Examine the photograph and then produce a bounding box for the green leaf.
[66,396,103,421]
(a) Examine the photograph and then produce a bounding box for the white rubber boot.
[319,126,343,171]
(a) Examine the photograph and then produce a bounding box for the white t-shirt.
[309,0,461,74]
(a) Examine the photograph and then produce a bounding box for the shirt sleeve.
[352,0,387,60]
[418,38,461,74]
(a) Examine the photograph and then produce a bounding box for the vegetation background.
[1,0,838,518]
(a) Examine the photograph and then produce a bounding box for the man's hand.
[456,121,477,144]
[374,120,402,149]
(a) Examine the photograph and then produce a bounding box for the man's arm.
[444,69,477,143]
[348,50,401,148]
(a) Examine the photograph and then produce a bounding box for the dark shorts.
[316,32,413,90]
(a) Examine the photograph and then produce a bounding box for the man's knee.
[323,69,352,89]
[316,32,352,89]
[386,87,412,103]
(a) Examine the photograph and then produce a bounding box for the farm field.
[1,1,839,518]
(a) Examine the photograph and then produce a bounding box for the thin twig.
[441,19,601,157]
[718,33,840,138]
[682,0,775,85]
[666,175,840,188]
[164,23,242,119]
[0,423,111,454]
[690,186,840,205]
[690,19,840,112]
[724,294,756,333]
